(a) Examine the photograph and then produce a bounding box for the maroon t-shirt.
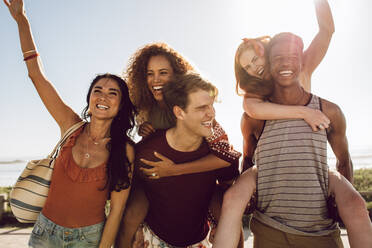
[135,130,239,246]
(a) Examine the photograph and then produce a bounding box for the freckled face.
[89,78,122,120]
[146,55,174,102]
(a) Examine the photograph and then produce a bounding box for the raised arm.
[243,93,330,132]
[322,99,353,183]
[4,0,80,133]
[242,1,334,128]
[302,0,335,91]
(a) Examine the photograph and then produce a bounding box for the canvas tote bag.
[9,121,85,223]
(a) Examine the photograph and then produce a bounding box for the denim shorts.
[28,213,104,248]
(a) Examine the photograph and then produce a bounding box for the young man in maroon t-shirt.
[135,72,239,247]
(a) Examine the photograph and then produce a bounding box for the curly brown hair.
[125,42,194,113]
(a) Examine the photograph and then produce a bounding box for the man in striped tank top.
[250,32,346,247]
[213,33,372,248]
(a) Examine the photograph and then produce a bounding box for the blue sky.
[1,0,371,160]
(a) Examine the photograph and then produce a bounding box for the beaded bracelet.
[23,49,37,55]
[24,53,39,61]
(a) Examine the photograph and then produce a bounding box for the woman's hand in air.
[138,122,155,137]
[304,108,330,132]
[140,152,176,179]
[4,0,25,22]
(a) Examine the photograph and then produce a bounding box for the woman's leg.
[328,170,372,248]
[212,166,257,248]
[115,182,149,248]
[208,185,245,248]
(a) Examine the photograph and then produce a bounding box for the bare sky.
[1,0,371,159]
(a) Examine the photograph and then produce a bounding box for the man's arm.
[322,99,353,182]
[241,113,261,172]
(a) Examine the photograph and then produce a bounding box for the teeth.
[279,70,293,74]
[279,70,293,76]
[97,104,109,110]
[153,86,163,91]
[202,121,212,127]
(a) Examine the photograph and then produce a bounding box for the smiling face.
[89,78,122,120]
[179,89,215,138]
[147,55,174,102]
[239,46,266,79]
[269,41,303,87]
[238,40,272,81]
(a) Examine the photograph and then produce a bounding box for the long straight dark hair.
[82,73,137,192]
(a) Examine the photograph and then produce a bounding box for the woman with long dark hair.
[4,0,136,247]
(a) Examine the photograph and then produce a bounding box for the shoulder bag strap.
[47,121,86,159]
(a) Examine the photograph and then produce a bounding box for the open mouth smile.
[201,120,213,128]
[279,70,294,77]
[96,104,109,110]
[152,85,163,92]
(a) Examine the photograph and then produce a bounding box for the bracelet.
[23,49,37,55]
[24,53,39,61]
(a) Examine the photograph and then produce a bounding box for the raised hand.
[3,0,25,22]
[140,152,176,179]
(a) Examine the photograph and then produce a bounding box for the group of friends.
[4,0,372,247]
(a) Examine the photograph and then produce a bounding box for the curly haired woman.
[116,42,242,247]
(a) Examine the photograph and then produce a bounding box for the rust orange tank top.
[42,125,109,228]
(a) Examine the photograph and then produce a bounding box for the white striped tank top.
[253,94,338,236]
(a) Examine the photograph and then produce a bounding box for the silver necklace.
[84,124,109,159]
[84,124,98,159]
[85,142,90,159]
[87,124,101,145]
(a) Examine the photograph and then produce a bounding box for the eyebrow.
[147,68,169,72]
[93,85,120,92]
[273,52,299,57]
[195,104,211,110]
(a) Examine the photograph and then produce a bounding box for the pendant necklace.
[87,124,101,145]
[85,143,90,159]
[85,124,101,159]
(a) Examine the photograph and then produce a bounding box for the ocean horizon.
[1,148,371,187]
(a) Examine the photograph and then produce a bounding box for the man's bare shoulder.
[320,97,346,133]
[320,98,344,121]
